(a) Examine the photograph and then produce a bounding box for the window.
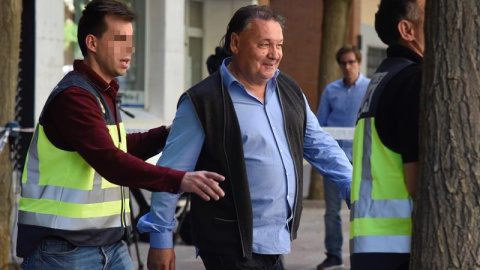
[119,0,145,107]
[186,0,204,88]
[366,46,387,77]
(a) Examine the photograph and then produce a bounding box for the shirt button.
[272,126,275,130]
[286,172,289,176]
[287,195,290,199]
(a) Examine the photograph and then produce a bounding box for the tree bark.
[0,1,22,268]
[411,1,480,269]
[309,0,352,199]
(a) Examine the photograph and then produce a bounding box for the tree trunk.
[0,1,22,268]
[309,0,352,199]
[411,1,480,269]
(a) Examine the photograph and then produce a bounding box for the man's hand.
[147,248,175,270]
[180,171,225,201]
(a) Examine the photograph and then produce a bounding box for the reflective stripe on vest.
[350,117,413,254]
[19,72,130,231]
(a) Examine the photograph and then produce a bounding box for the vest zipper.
[219,84,247,258]
[119,138,126,229]
[121,185,129,237]
[222,139,246,257]
[276,81,300,241]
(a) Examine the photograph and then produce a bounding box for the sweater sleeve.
[43,87,185,193]
[126,126,170,160]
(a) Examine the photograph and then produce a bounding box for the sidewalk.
[129,200,351,270]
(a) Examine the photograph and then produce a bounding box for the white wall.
[35,0,65,122]
[143,0,186,126]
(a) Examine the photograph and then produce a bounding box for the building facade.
[20,0,385,140]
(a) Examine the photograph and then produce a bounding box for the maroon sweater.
[43,60,185,193]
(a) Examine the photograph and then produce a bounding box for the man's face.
[230,19,283,86]
[338,52,360,85]
[94,15,134,82]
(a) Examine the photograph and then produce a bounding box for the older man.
[350,0,425,269]
[138,5,352,270]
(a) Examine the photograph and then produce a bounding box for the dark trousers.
[199,250,280,270]
[351,253,410,270]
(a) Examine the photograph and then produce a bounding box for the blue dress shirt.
[138,58,352,255]
[316,74,370,161]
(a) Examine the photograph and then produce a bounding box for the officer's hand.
[180,171,225,201]
[147,248,175,270]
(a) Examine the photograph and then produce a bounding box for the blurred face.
[338,52,360,86]
[87,15,134,82]
[229,19,283,86]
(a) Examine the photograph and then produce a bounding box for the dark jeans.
[199,250,280,270]
[323,177,343,257]
[351,253,410,270]
[21,236,134,270]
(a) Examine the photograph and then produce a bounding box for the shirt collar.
[219,57,280,90]
[342,73,365,87]
[73,59,119,92]
[387,44,423,64]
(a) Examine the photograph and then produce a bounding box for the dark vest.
[183,71,306,258]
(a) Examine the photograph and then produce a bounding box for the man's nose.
[268,45,280,59]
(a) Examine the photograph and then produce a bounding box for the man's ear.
[85,34,98,53]
[397,20,415,42]
[230,33,240,54]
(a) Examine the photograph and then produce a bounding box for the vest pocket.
[204,217,240,245]
[214,217,237,223]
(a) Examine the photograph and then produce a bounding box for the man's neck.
[227,63,268,103]
[83,57,112,83]
[397,40,424,58]
[344,74,359,87]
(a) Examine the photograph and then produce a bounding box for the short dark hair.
[375,0,422,45]
[336,45,362,64]
[78,0,136,57]
[221,5,286,54]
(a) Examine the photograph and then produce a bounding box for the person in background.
[16,1,224,269]
[315,45,370,270]
[206,46,231,75]
[138,5,352,270]
[350,0,425,269]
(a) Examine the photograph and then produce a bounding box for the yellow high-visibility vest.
[18,72,130,246]
[350,57,414,254]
